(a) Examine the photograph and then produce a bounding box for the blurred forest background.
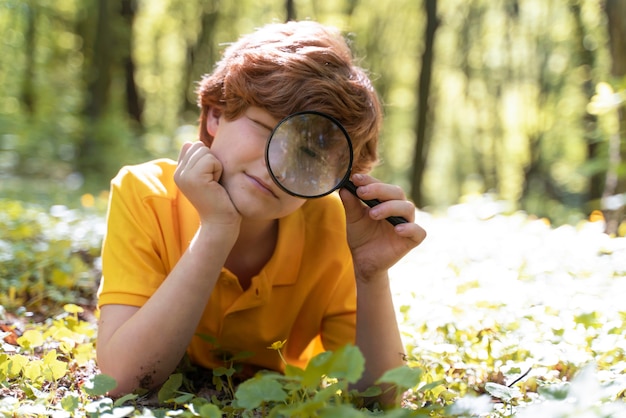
[0,0,625,230]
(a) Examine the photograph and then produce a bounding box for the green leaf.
[318,404,368,417]
[63,304,84,314]
[358,385,383,397]
[82,373,118,396]
[158,373,183,403]
[234,375,287,409]
[302,351,333,388]
[23,359,43,382]
[325,344,364,384]
[418,379,446,392]
[17,330,44,350]
[484,382,522,402]
[377,365,423,390]
[196,403,222,418]
[284,363,305,379]
[173,393,195,404]
[113,393,139,407]
[538,382,570,400]
[42,349,67,381]
[574,312,602,329]
[301,345,365,388]
[6,354,29,378]
[61,394,79,412]
[213,366,234,377]
[309,350,333,368]
[312,383,343,404]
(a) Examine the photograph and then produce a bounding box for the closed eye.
[247,117,274,137]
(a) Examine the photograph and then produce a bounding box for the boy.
[96,20,426,404]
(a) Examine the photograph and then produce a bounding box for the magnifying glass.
[265,111,407,226]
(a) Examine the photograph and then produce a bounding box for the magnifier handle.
[344,180,408,226]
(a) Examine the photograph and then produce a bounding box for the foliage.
[0,0,623,225]
[0,198,104,314]
[1,198,626,416]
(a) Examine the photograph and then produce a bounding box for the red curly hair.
[196,21,382,173]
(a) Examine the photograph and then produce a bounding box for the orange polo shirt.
[97,159,356,373]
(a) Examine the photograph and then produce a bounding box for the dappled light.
[1,0,624,227]
[1,197,625,415]
[1,0,625,416]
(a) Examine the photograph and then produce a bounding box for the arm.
[97,142,241,396]
[339,174,426,405]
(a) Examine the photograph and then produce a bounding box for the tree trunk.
[83,0,111,121]
[570,2,603,205]
[410,0,439,207]
[121,0,143,128]
[285,0,296,21]
[21,1,37,116]
[606,0,626,76]
[76,0,113,183]
[183,3,220,116]
[602,0,626,234]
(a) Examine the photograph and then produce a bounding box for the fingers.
[174,142,238,225]
[351,173,406,203]
[395,219,427,246]
[347,174,427,245]
[174,142,224,193]
[178,142,211,171]
[350,174,415,223]
[177,141,194,163]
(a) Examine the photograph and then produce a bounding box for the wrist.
[192,222,239,255]
[355,271,390,289]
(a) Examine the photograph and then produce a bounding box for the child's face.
[207,106,307,220]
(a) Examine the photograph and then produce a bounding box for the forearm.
[354,273,406,404]
[97,225,233,395]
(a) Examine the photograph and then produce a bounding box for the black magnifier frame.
[265,110,408,226]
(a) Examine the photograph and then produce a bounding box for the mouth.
[247,173,279,198]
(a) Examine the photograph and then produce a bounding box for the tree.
[410,0,438,207]
[286,0,296,21]
[20,1,36,116]
[121,0,143,127]
[75,0,139,189]
[181,1,221,116]
[601,0,626,234]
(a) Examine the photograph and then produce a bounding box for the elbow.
[96,350,161,397]
[96,359,137,397]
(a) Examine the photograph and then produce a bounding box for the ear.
[205,106,222,137]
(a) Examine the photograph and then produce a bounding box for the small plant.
[0,199,104,314]
[2,198,626,416]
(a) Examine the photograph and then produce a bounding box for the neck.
[235,217,278,248]
[225,218,279,289]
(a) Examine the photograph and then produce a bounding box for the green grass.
[1,195,625,417]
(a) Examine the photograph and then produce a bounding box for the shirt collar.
[178,189,305,287]
[262,208,304,286]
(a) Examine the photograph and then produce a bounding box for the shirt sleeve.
[97,164,175,308]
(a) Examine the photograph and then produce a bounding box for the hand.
[339,174,426,281]
[174,142,241,229]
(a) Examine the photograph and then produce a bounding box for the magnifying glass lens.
[265,111,408,226]
[266,112,352,198]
